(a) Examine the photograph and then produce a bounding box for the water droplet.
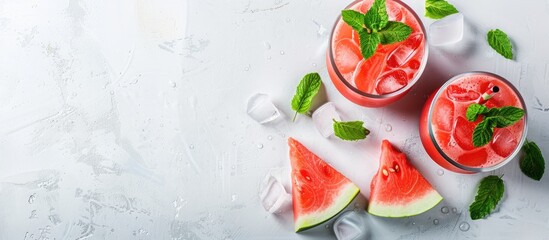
[441,206,449,214]
[231,194,237,202]
[385,124,392,132]
[433,219,439,225]
[110,90,115,95]
[257,143,264,149]
[437,169,445,176]
[459,222,470,231]
[189,144,194,150]
[232,141,236,146]
[231,165,236,169]
[452,207,458,213]
[263,41,271,50]
[170,82,177,88]
[412,222,416,225]
[28,193,36,204]
[29,210,37,219]
[312,63,317,67]
[280,50,285,55]
[325,224,330,229]
[266,56,272,60]
[267,135,273,141]
[244,66,250,71]
[286,18,291,23]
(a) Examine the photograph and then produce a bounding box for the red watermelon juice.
[419,72,527,173]
[326,0,428,107]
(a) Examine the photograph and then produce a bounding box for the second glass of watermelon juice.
[419,72,528,174]
[326,0,428,107]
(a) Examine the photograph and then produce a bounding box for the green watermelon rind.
[367,190,443,218]
[295,183,360,233]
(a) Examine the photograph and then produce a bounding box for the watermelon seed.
[394,164,399,171]
[388,168,396,173]
[382,169,389,176]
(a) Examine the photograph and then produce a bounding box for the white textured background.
[1,0,549,239]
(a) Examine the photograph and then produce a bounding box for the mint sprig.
[333,120,370,141]
[487,29,513,60]
[341,0,412,60]
[520,140,545,181]
[469,175,504,220]
[291,73,322,122]
[466,103,525,147]
[425,0,459,19]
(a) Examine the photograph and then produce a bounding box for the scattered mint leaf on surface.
[378,21,412,44]
[487,29,513,60]
[425,0,459,19]
[469,175,504,220]
[466,103,489,121]
[291,73,322,122]
[341,10,365,31]
[333,120,370,141]
[520,141,545,181]
[472,118,496,147]
[467,104,524,147]
[358,30,381,60]
[364,0,388,31]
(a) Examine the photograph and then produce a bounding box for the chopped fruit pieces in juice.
[435,130,451,147]
[387,33,423,68]
[457,148,488,168]
[375,70,408,94]
[354,54,386,93]
[433,98,454,132]
[491,128,519,157]
[335,39,362,74]
[453,117,476,150]
[446,85,481,102]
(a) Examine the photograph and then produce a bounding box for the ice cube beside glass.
[259,171,292,214]
[333,211,369,240]
[429,13,464,46]
[247,93,282,124]
[312,102,341,138]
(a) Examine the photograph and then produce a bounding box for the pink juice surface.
[427,73,526,171]
[327,0,426,107]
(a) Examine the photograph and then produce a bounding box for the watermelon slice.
[288,138,360,232]
[368,140,443,217]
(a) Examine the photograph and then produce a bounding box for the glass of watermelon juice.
[419,72,528,173]
[326,0,428,107]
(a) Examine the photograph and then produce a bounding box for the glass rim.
[427,71,529,172]
[327,0,429,99]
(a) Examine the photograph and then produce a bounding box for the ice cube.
[247,93,282,124]
[452,117,476,150]
[333,211,369,240]
[375,69,408,94]
[432,97,454,132]
[491,128,518,157]
[429,13,464,46]
[312,102,341,138]
[334,39,363,74]
[259,171,292,214]
[386,33,423,68]
[446,85,480,102]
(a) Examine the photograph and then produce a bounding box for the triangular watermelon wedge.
[288,138,360,232]
[368,140,443,217]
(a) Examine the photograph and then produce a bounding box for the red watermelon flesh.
[368,140,443,217]
[288,138,360,232]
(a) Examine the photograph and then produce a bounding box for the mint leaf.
[472,118,496,147]
[469,175,504,220]
[341,10,365,32]
[378,21,412,44]
[487,29,513,60]
[488,106,524,128]
[364,0,388,31]
[358,30,381,60]
[333,120,370,141]
[520,141,545,181]
[466,103,489,122]
[291,73,322,122]
[425,0,459,19]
